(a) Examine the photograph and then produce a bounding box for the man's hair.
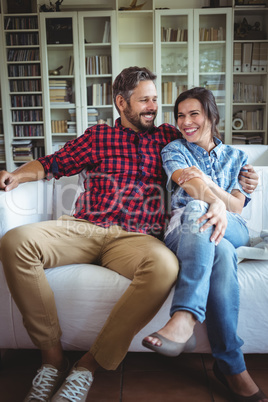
[113,66,157,113]
[174,87,221,139]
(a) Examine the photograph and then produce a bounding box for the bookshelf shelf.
[232,2,268,144]
[1,11,45,169]
[155,7,232,135]
[0,1,267,166]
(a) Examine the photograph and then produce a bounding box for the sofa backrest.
[52,145,268,237]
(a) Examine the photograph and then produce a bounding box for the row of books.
[8,64,41,78]
[204,80,226,102]
[161,27,188,42]
[4,16,38,30]
[233,42,268,73]
[102,20,111,43]
[85,55,111,75]
[49,79,72,103]
[6,33,39,46]
[12,140,45,161]
[234,109,264,130]
[11,94,42,107]
[87,83,112,106]
[12,110,43,122]
[199,27,225,41]
[0,139,5,162]
[233,82,264,103]
[7,49,40,62]
[14,125,44,137]
[162,82,187,104]
[9,79,42,92]
[51,120,68,133]
[68,56,74,75]
[232,133,263,144]
[162,111,176,125]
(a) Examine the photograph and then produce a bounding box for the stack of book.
[87,108,98,126]
[49,79,72,103]
[12,139,33,161]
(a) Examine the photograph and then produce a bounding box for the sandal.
[213,361,267,402]
[142,332,196,357]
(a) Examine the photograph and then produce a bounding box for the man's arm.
[239,164,258,194]
[0,160,45,192]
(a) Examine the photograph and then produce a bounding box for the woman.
[143,87,267,402]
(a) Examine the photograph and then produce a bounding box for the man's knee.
[143,243,179,286]
[0,225,35,263]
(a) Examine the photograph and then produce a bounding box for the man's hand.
[0,171,19,192]
[239,164,258,194]
[197,198,227,245]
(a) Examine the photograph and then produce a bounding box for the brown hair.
[174,87,221,139]
[112,66,157,113]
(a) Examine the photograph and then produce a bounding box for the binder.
[259,43,268,72]
[233,42,242,72]
[242,43,252,72]
[251,42,260,72]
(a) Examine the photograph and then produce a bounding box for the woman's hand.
[197,198,227,245]
[177,166,212,187]
[238,164,258,194]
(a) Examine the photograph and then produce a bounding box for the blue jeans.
[165,200,250,375]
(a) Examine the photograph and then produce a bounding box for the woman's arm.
[175,166,245,213]
[172,168,245,245]
[0,160,45,192]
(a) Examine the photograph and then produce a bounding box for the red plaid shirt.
[38,118,179,235]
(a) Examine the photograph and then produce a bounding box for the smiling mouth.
[141,112,156,120]
[184,127,198,136]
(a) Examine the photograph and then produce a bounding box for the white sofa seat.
[0,145,268,354]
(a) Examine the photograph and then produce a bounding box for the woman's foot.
[143,310,196,348]
[213,361,268,401]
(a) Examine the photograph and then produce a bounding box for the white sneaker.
[23,362,69,402]
[51,363,94,402]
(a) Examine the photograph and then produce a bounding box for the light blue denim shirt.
[161,137,251,212]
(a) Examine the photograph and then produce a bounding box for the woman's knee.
[182,200,209,226]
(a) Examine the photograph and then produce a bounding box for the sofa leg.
[0,349,7,369]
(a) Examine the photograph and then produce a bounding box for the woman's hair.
[112,66,157,113]
[174,87,221,139]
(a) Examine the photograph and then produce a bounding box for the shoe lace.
[29,366,58,401]
[59,370,93,401]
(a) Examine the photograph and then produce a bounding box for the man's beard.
[124,104,157,132]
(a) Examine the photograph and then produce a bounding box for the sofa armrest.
[0,180,53,238]
[241,166,268,237]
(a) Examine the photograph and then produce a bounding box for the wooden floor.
[1,349,268,401]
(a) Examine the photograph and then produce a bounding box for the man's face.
[120,80,158,132]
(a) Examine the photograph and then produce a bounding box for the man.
[0,67,259,402]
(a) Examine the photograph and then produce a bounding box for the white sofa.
[0,144,268,355]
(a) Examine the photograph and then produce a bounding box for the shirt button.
[203,151,206,155]
[206,165,210,168]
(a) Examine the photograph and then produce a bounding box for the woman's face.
[176,98,213,150]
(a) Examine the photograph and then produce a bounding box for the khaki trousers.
[0,215,179,370]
